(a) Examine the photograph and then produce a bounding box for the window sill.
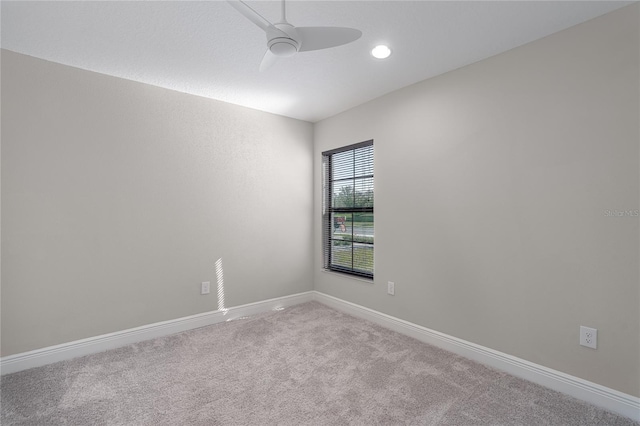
[320,268,374,284]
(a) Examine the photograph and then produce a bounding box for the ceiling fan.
[228,0,362,71]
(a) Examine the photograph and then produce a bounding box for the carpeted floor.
[1,301,638,425]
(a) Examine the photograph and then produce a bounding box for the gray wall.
[314,5,639,397]
[1,50,314,356]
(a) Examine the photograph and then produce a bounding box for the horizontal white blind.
[322,140,374,279]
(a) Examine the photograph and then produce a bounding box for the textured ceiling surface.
[1,1,632,122]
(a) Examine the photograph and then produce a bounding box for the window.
[322,140,374,279]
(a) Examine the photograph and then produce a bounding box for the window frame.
[322,140,374,280]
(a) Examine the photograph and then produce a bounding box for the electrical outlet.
[201,281,210,295]
[387,281,395,296]
[580,326,597,349]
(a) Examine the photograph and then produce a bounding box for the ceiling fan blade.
[297,27,362,52]
[227,0,286,37]
[259,49,279,72]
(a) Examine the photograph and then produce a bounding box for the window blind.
[322,140,374,279]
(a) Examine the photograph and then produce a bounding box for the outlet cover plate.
[580,326,597,349]
[201,281,210,295]
[387,281,395,296]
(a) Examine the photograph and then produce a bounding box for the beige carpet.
[1,301,638,425]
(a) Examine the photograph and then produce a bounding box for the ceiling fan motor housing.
[267,24,300,57]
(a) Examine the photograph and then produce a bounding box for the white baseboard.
[0,291,314,376]
[312,291,640,422]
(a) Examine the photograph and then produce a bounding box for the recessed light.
[371,45,391,59]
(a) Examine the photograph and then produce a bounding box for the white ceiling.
[1,1,632,122]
